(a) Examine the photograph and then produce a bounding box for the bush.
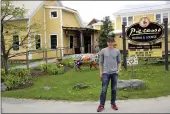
[4,74,22,89]
[9,68,30,78]
[47,64,58,75]
[62,58,74,67]
[57,64,64,74]
[3,68,31,90]
[40,63,64,75]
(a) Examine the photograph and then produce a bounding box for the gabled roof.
[113,2,170,16]
[87,18,99,26]
[11,1,63,19]
[9,1,84,27]
[92,20,115,26]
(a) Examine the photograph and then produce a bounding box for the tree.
[1,0,40,74]
[99,16,115,49]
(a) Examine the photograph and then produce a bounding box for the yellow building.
[92,2,170,54]
[5,1,99,60]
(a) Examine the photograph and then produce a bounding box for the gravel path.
[13,59,56,69]
[2,96,170,113]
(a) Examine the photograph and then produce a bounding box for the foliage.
[40,62,64,75]
[57,64,64,74]
[3,68,31,90]
[1,69,6,82]
[9,68,30,77]
[99,16,114,49]
[61,58,74,68]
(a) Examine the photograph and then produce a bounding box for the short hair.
[107,37,115,42]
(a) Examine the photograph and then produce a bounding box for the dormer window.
[155,13,169,23]
[122,16,133,26]
[156,14,161,23]
[128,16,133,26]
[50,10,58,18]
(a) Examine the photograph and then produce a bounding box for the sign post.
[163,18,169,71]
[127,56,138,79]
[122,22,127,70]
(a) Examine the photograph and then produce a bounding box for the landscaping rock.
[73,83,89,90]
[1,83,7,92]
[117,79,145,90]
[43,86,51,90]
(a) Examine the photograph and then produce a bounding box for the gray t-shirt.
[99,47,121,74]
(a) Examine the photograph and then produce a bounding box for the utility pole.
[163,18,169,71]
[122,22,127,70]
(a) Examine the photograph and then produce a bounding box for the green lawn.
[2,61,170,101]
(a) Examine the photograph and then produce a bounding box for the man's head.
[107,37,116,48]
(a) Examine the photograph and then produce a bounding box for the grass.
[2,61,170,101]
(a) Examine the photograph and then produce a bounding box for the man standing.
[97,37,121,112]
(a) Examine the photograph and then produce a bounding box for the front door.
[84,35,91,53]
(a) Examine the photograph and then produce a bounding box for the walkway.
[2,96,170,113]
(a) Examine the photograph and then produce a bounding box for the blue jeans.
[100,73,118,106]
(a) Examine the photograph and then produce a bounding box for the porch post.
[91,34,93,53]
[80,30,84,53]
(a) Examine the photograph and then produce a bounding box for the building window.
[156,14,161,23]
[13,35,19,50]
[70,36,73,48]
[163,13,168,22]
[50,11,57,18]
[35,35,41,49]
[128,16,133,26]
[50,35,57,49]
[122,17,127,26]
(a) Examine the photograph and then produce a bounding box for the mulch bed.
[30,70,48,77]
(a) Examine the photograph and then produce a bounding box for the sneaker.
[111,104,118,110]
[97,105,104,112]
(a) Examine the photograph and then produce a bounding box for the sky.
[62,1,166,24]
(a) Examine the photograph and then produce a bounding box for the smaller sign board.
[128,50,162,57]
[127,56,138,66]
[128,42,162,49]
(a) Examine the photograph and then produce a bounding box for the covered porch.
[62,26,99,55]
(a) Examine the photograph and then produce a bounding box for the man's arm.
[117,50,121,72]
[99,50,104,78]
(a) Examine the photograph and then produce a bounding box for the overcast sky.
[62,1,166,23]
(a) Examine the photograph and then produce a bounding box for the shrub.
[4,74,22,89]
[40,62,48,72]
[47,64,58,75]
[9,68,30,78]
[40,63,60,75]
[57,64,64,74]
[68,61,74,68]
[2,68,31,90]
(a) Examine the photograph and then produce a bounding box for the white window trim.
[49,34,58,49]
[50,10,58,19]
[154,11,169,23]
[34,34,42,49]
[121,16,134,27]
[69,35,74,49]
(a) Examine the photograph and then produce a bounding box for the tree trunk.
[1,55,4,69]
[3,56,9,74]
[1,22,9,74]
